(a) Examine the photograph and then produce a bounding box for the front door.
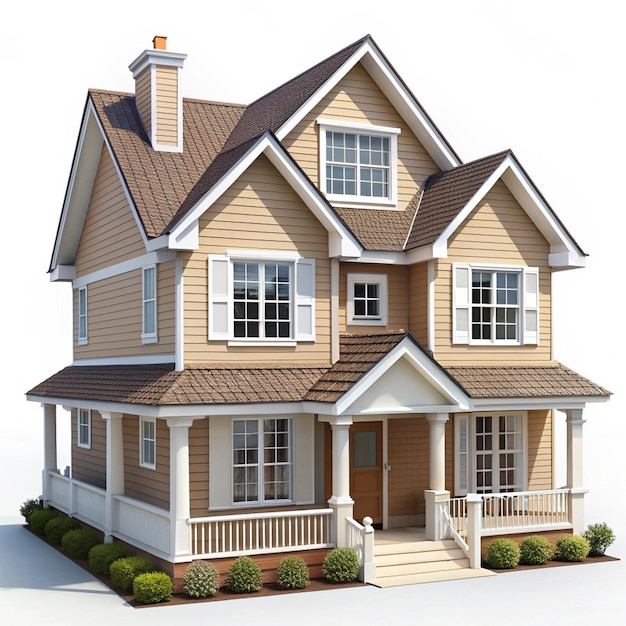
[350,422,383,525]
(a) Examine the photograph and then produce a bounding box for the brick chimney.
[128,36,187,152]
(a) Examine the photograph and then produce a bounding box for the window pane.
[353,430,378,468]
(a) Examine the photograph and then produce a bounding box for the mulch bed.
[487,553,619,574]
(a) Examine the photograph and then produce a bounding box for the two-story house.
[27,35,610,585]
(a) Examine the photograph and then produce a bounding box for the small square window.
[347,274,387,326]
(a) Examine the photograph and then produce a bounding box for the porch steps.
[369,539,495,588]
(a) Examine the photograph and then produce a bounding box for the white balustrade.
[114,495,170,555]
[189,509,333,558]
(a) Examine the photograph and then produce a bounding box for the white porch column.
[425,413,449,540]
[102,412,124,543]
[565,408,587,533]
[167,418,195,558]
[42,404,58,505]
[327,415,354,547]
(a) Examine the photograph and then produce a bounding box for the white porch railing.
[188,509,333,558]
[45,471,106,530]
[449,488,571,536]
[113,495,170,555]
[346,516,376,582]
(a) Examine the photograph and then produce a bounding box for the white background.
[1,0,623,561]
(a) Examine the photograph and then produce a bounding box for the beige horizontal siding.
[283,63,439,210]
[71,410,106,489]
[155,66,178,146]
[339,262,409,333]
[435,180,552,365]
[74,260,175,359]
[134,67,152,141]
[189,418,209,518]
[75,146,145,276]
[123,415,170,510]
[527,410,553,490]
[387,416,429,519]
[408,262,429,347]
[183,154,332,364]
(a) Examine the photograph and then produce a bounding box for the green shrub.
[582,523,616,556]
[322,547,360,583]
[484,538,520,569]
[110,556,158,592]
[519,535,554,566]
[225,556,263,593]
[276,555,309,589]
[44,516,81,545]
[133,572,173,604]
[182,560,220,598]
[20,498,41,523]
[61,528,100,559]
[29,508,58,535]
[88,543,132,576]
[555,535,590,562]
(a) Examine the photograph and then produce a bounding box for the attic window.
[318,120,399,207]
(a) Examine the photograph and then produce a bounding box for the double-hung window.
[77,409,91,449]
[142,265,157,343]
[453,264,539,345]
[346,273,388,326]
[232,418,292,504]
[455,413,526,496]
[140,417,156,470]
[78,286,88,345]
[318,121,399,206]
[208,253,315,343]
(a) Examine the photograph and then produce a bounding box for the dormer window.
[318,120,399,207]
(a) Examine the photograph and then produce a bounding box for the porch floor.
[370,526,494,587]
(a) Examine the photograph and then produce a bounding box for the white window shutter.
[454,414,469,496]
[523,267,539,345]
[453,265,470,344]
[208,255,230,340]
[295,258,315,341]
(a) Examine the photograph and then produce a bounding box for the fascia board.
[468,396,609,411]
[50,102,104,270]
[274,39,459,171]
[432,155,586,266]
[169,133,362,257]
[334,340,469,415]
[357,250,407,264]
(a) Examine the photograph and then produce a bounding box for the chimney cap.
[153,36,167,50]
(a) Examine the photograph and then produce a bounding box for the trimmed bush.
[519,535,554,565]
[133,572,173,604]
[29,508,58,536]
[582,522,616,557]
[484,538,520,569]
[225,556,263,593]
[88,543,132,576]
[20,498,41,524]
[276,555,309,590]
[322,547,360,583]
[61,528,100,559]
[110,556,158,592]
[555,535,590,562]
[44,516,81,545]
[182,560,220,598]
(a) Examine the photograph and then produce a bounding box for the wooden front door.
[350,422,383,525]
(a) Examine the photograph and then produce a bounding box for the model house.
[27,34,610,584]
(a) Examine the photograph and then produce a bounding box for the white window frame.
[77,409,91,449]
[232,417,293,506]
[78,286,88,345]
[452,263,539,346]
[142,265,158,344]
[346,273,388,326]
[454,413,527,496]
[318,119,400,207]
[140,417,156,470]
[208,251,315,345]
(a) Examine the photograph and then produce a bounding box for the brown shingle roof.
[90,91,245,238]
[445,363,611,399]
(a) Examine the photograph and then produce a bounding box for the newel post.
[360,516,376,582]
[466,493,483,568]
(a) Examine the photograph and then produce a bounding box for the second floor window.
[471,270,519,341]
[78,286,88,345]
[346,273,388,326]
[142,266,157,343]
